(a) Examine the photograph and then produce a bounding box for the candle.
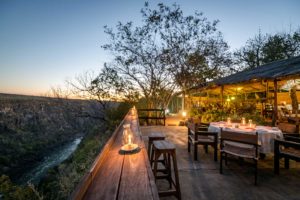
[241,117,246,125]
[128,135,132,145]
[248,119,252,128]
[182,111,187,117]
[227,117,231,125]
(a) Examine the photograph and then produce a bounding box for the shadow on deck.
[141,126,300,200]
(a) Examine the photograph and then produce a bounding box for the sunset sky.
[0,0,299,96]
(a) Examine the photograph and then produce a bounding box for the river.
[18,137,82,185]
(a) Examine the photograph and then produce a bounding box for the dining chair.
[220,129,259,185]
[274,135,300,175]
[187,122,218,161]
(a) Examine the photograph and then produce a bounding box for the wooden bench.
[70,109,159,200]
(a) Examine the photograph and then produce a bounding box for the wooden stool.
[152,140,181,200]
[148,132,165,161]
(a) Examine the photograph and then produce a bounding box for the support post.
[182,92,185,112]
[272,79,278,126]
[221,85,224,115]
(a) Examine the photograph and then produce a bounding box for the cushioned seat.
[281,148,300,157]
[222,143,256,159]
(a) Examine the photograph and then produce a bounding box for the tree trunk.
[182,90,185,111]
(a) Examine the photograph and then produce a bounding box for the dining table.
[208,121,283,154]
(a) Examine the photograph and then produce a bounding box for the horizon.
[1,0,300,96]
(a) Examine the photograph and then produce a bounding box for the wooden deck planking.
[118,116,159,200]
[141,125,300,200]
[77,112,159,200]
[83,151,124,200]
[118,148,152,200]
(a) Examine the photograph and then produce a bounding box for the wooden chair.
[274,135,300,175]
[220,129,259,185]
[187,122,218,161]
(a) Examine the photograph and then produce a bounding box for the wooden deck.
[70,110,159,200]
[141,126,300,200]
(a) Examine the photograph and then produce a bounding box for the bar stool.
[152,140,181,200]
[148,132,165,163]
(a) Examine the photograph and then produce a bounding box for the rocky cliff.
[0,93,104,181]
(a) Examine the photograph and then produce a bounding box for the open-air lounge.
[71,56,300,200]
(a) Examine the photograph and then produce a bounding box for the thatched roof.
[214,56,300,86]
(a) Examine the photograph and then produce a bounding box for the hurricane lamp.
[131,106,136,116]
[121,124,138,152]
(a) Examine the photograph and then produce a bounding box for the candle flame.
[128,135,132,145]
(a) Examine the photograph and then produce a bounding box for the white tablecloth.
[208,122,283,154]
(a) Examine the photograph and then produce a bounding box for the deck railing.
[138,108,166,126]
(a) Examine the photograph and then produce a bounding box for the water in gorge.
[17,137,82,185]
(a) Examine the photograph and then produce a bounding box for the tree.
[102,2,231,109]
[67,66,135,121]
[147,3,232,91]
[234,30,266,70]
[262,31,300,63]
[234,29,300,70]
[0,175,42,200]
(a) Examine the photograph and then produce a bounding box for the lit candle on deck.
[227,117,231,126]
[249,119,253,128]
[241,117,246,125]
[128,135,132,146]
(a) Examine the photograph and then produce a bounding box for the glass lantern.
[121,123,138,152]
[122,124,133,145]
[131,106,136,116]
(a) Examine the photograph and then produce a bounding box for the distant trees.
[102,2,231,109]
[234,29,300,70]
[0,175,42,200]
[45,85,71,99]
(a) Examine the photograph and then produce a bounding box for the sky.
[0,0,299,96]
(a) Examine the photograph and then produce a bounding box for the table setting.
[208,118,283,154]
